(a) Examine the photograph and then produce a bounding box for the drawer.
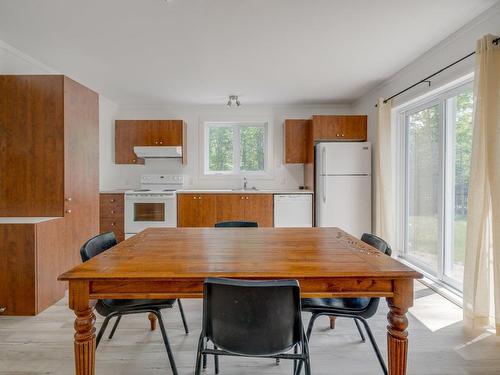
[100,217,124,242]
[100,193,124,208]
[100,207,124,220]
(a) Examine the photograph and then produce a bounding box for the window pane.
[407,104,441,272]
[240,126,265,171]
[448,90,473,284]
[208,126,234,172]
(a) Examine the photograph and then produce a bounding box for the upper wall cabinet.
[0,75,99,220]
[283,115,367,165]
[311,115,367,141]
[114,120,186,164]
[283,119,311,164]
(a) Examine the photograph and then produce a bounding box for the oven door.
[125,194,177,234]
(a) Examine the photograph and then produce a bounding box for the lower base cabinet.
[178,194,273,227]
[0,219,67,316]
[99,193,125,241]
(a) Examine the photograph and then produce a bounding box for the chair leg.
[356,318,388,375]
[177,299,189,334]
[108,315,122,339]
[153,310,178,375]
[303,357,312,375]
[293,344,298,374]
[194,335,204,375]
[306,313,320,340]
[203,353,207,369]
[276,358,280,365]
[214,344,219,374]
[353,318,366,342]
[96,314,114,348]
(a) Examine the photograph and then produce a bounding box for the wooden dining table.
[58,227,422,375]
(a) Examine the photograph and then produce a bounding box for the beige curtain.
[374,98,394,248]
[463,34,500,335]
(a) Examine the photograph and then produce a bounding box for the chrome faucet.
[243,176,248,190]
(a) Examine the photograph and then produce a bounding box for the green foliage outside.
[208,125,265,173]
[407,91,473,272]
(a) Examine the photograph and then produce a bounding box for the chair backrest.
[80,232,117,262]
[202,278,302,356]
[214,221,258,228]
[361,233,392,256]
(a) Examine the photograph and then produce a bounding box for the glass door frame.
[397,76,473,294]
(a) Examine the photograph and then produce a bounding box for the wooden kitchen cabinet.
[311,115,367,141]
[99,193,125,242]
[244,195,273,227]
[0,75,99,286]
[283,119,310,164]
[0,218,66,315]
[177,194,217,227]
[178,194,273,227]
[115,120,186,165]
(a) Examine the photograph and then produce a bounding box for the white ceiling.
[0,0,497,105]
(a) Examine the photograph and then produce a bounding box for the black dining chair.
[297,233,392,375]
[214,221,258,227]
[80,232,189,375]
[195,278,311,375]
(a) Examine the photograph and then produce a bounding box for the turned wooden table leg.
[70,281,96,375]
[329,316,337,329]
[148,312,157,331]
[386,279,413,375]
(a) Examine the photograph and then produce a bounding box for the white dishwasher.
[274,194,313,227]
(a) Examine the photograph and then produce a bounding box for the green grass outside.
[408,215,466,264]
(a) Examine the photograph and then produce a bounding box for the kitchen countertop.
[177,189,313,194]
[0,217,62,224]
[100,189,314,194]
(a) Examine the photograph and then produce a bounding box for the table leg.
[70,281,96,375]
[329,316,336,329]
[148,312,157,331]
[386,279,413,375]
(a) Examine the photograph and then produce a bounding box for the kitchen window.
[204,121,270,176]
[398,78,473,292]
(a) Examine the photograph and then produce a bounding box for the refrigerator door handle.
[321,146,326,175]
[322,176,326,203]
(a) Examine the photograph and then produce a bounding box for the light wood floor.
[1,282,499,375]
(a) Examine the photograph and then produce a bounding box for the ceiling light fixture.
[226,95,241,107]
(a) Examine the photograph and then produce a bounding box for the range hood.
[133,146,182,159]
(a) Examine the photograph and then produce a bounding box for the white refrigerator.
[316,142,371,237]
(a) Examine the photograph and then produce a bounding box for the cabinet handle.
[132,159,136,163]
[193,197,197,200]
[111,222,115,227]
[241,197,244,200]
[159,141,163,145]
[0,306,6,314]
[111,210,115,214]
[155,141,159,145]
[65,209,72,214]
[65,197,72,202]
[336,133,340,137]
[246,197,249,200]
[198,196,202,199]
[341,133,345,137]
[110,199,115,203]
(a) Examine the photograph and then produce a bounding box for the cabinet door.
[115,120,146,164]
[284,120,309,164]
[197,195,217,227]
[215,195,246,224]
[63,77,100,270]
[244,194,273,227]
[341,116,367,140]
[154,120,183,146]
[177,194,200,227]
[312,115,343,140]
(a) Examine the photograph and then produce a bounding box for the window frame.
[396,75,474,293]
[202,120,272,178]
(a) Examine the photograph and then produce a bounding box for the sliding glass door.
[401,80,473,291]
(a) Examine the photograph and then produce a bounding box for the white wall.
[353,2,500,140]
[101,104,352,191]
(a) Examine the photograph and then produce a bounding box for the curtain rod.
[375,36,500,107]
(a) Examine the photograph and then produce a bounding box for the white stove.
[124,175,184,239]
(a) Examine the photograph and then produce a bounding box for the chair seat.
[301,298,371,313]
[97,299,176,316]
